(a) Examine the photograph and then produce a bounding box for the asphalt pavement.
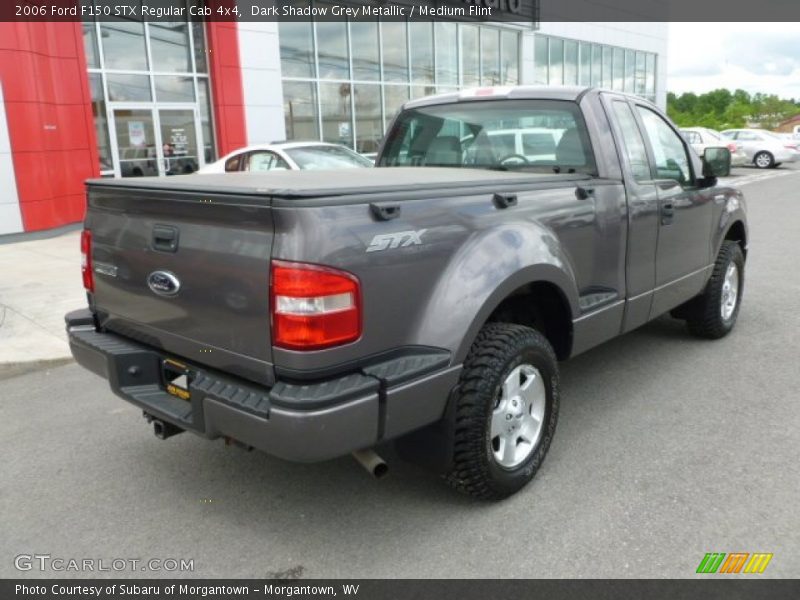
[2,165,799,578]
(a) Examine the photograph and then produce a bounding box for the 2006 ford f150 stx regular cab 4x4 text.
[67,87,747,500]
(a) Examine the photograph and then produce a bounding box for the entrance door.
[110,106,202,177]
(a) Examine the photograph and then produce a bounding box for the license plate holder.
[162,359,191,401]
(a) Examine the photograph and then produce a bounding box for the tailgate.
[85,183,275,386]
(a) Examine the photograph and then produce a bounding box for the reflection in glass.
[635,52,646,95]
[645,53,656,99]
[461,25,479,86]
[159,109,199,174]
[591,44,602,86]
[435,23,458,86]
[564,40,578,85]
[382,22,408,82]
[501,31,519,85]
[549,38,563,85]
[107,74,152,101]
[283,81,319,140]
[612,47,624,90]
[625,49,635,92]
[354,84,383,153]
[317,20,349,80]
[410,22,434,84]
[481,28,500,85]
[83,21,99,69]
[114,109,157,177]
[197,79,216,162]
[89,74,112,171]
[187,0,208,72]
[602,46,612,88]
[100,21,148,71]
[579,43,591,86]
[534,36,548,84]
[351,20,380,81]
[411,85,436,100]
[279,9,315,78]
[320,82,353,147]
[149,22,192,72]
[383,84,409,127]
[155,76,195,102]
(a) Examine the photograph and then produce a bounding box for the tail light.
[727,142,737,153]
[80,230,94,292]
[270,260,361,350]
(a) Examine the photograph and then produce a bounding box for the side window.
[737,131,757,141]
[683,131,700,144]
[224,154,242,172]
[611,100,651,182]
[247,152,289,172]
[636,106,692,185]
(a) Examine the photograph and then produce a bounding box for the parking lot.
[2,163,799,579]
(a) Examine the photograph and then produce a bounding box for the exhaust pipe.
[352,449,388,479]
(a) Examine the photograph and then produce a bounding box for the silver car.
[680,127,748,167]
[720,129,798,169]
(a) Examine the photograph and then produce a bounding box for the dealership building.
[0,6,667,234]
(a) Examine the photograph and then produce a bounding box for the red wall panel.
[205,14,246,156]
[0,22,99,232]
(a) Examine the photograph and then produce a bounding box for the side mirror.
[702,147,732,178]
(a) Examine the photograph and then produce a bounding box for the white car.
[680,127,748,167]
[719,129,798,169]
[197,141,373,174]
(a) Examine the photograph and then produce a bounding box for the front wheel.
[684,241,745,339]
[443,323,559,500]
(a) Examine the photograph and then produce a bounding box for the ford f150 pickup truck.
[67,87,747,500]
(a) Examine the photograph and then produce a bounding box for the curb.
[0,357,75,381]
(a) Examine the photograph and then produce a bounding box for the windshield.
[285,146,373,169]
[379,99,597,174]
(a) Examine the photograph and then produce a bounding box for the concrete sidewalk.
[0,230,83,368]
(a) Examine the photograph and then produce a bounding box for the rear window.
[379,99,597,174]
[284,146,373,170]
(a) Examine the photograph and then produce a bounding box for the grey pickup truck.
[67,87,747,500]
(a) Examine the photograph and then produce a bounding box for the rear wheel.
[754,151,774,169]
[684,241,745,339]
[443,323,559,500]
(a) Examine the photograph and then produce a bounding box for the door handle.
[660,201,675,225]
[152,225,179,252]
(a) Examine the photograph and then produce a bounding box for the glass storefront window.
[625,49,635,92]
[320,82,353,147]
[83,21,99,69]
[646,54,656,99]
[579,42,591,86]
[317,20,349,80]
[154,76,195,102]
[410,22,434,84]
[100,20,148,71]
[564,40,578,85]
[549,38,563,85]
[436,23,458,86]
[351,21,380,81]
[612,47,624,90]
[189,7,208,72]
[461,25,479,86]
[149,22,192,73]
[382,22,408,83]
[534,35,548,84]
[384,84,409,127]
[283,81,319,140]
[635,51,646,95]
[354,84,383,154]
[602,46,613,88]
[197,79,215,163]
[481,28,500,85]
[279,15,315,78]
[88,74,112,171]
[106,73,152,102]
[501,31,519,85]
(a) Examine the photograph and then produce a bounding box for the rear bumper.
[66,309,460,462]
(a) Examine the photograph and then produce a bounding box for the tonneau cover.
[86,167,590,199]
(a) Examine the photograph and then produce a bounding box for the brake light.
[727,142,737,153]
[80,230,94,292]
[270,260,361,350]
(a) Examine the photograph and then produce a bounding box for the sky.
[668,23,800,99]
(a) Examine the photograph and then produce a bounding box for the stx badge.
[366,229,427,253]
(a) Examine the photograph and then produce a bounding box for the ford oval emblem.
[147,271,181,297]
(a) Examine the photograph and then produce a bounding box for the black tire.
[443,323,559,501]
[754,151,774,169]
[684,241,745,339]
